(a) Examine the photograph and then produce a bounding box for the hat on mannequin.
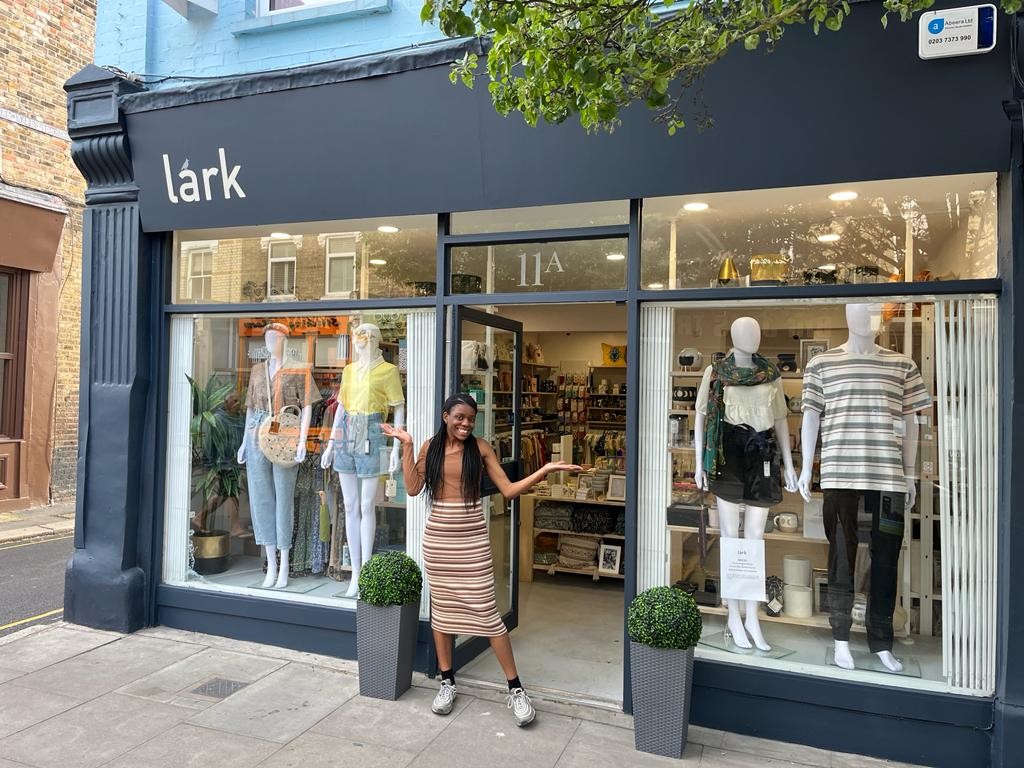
[263,322,290,336]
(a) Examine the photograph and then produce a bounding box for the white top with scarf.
[696,366,788,433]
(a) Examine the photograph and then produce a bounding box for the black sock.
[441,669,455,686]
[507,676,522,692]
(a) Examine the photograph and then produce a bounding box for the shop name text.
[162,148,246,204]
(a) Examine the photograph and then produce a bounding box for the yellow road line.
[0,608,64,633]
[0,534,74,552]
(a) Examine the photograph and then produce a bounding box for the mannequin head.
[730,317,761,354]
[845,303,883,338]
[263,323,289,359]
[352,323,382,356]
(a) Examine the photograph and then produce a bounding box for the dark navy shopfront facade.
[63,5,1024,766]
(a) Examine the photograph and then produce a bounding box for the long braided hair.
[423,393,483,505]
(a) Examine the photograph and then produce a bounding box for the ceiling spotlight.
[369,258,388,265]
[606,253,626,261]
[270,232,291,239]
[647,282,665,289]
[817,233,841,243]
[683,202,709,212]
[828,191,858,202]
[377,225,400,233]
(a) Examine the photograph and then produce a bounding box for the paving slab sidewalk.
[0,622,929,768]
[0,502,75,546]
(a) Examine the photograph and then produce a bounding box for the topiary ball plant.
[358,552,423,607]
[628,586,703,650]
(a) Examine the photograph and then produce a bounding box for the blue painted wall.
[95,0,447,85]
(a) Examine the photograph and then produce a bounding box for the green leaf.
[744,33,760,50]
[825,15,842,31]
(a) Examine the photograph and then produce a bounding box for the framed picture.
[606,474,626,502]
[800,339,830,371]
[599,544,622,576]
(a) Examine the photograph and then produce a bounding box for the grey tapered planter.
[630,641,695,759]
[356,600,419,700]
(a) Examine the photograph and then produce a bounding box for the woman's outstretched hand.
[543,461,584,475]
[381,423,413,445]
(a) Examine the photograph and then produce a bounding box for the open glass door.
[450,306,523,668]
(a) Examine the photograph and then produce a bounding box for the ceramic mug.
[774,513,799,533]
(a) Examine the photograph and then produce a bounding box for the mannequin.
[321,323,406,597]
[798,303,930,672]
[694,317,798,651]
[237,323,317,589]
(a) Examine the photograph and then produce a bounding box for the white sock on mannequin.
[727,603,752,649]
[876,650,903,673]
[744,602,771,651]
[275,549,290,589]
[834,640,855,670]
[263,545,278,588]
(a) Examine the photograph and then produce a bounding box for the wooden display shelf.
[533,563,625,581]
[534,528,625,539]
[668,446,696,454]
[588,407,627,412]
[586,393,626,398]
[533,496,625,507]
[522,362,556,368]
[589,421,627,428]
[668,524,826,545]
[697,604,863,632]
[670,409,696,415]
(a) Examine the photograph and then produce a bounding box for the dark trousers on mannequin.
[823,489,905,653]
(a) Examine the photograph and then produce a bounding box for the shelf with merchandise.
[533,564,624,581]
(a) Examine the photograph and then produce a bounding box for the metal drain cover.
[190,678,249,699]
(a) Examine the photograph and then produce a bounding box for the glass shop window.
[163,309,436,608]
[172,215,437,304]
[641,173,997,290]
[638,297,999,695]
[451,200,628,234]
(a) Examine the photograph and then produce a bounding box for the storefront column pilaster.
[63,66,154,632]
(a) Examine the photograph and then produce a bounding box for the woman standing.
[383,393,580,727]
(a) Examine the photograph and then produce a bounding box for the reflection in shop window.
[324,234,357,298]
[268,241,298,300]
[187,248,214,301]
[641,173,998,290]
[163,310,436,610]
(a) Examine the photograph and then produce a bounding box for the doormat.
[700,631,796,660]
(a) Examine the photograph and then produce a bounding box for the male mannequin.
[321,323,406,597]
[695,317,798,651]
[798,303,930,672]
[237,323,317,589]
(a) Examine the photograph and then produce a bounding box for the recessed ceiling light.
[817,233,841,243]
[607,253,626,261]
[683,202,709,212]
[369,258,388,265]
[647,282,665,289]
[270,232,291,239]
[828,191,858,202]
[377,225,400,233]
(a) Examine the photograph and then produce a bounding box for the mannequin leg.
[866,491,904,672]
[276,549,290,590]
[718,500,751,649]
[824,490,859,670]
[271,463,300,590]
[742,505,771,651]
[263,544,278,588]
[338,472,362,596]
[343,477,381,598]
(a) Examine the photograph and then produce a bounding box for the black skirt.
[710,422,784,507]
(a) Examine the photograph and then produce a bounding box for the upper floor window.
[187,249,214,301]
[261,0,341,13]
[268,241,298,300]
[324,234,357,298]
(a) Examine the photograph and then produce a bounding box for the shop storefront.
[62,7,1024,766]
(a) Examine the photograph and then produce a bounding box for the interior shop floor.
[460,575,625,703]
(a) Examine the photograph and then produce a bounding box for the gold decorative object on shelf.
[750,253,789,285]
[717,254,740,286]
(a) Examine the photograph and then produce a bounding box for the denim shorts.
[333,412,386,479]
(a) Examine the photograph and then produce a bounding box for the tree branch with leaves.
[423,0,1020,134]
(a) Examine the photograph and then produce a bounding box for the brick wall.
[1,0,96,502]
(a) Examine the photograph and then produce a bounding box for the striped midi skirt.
[422,500,507,637]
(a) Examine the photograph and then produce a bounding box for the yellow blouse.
[340,360,405,417]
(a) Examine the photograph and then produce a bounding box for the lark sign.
[918,4,996,60]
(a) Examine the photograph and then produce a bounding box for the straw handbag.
[257,362,301,468]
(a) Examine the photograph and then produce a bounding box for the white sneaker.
[506,687,535,726]
[432,681,457,715]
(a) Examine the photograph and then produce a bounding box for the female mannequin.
[694,317,798,651]
[237,323,318,589]
[321,323,406,597]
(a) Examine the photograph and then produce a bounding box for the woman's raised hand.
[543,461,584,475]
[381,423,413,445]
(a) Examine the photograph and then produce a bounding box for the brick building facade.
[0,0,95,508]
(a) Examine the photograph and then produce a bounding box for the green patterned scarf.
[702,353,780,475]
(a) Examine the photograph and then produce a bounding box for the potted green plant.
[628,586,703,759]
[356,551,423,700]
[187,374,246,575]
